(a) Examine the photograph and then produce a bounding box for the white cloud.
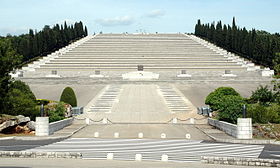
[0,27,29,36]
[146,9,165,18]
[96,16,134,27]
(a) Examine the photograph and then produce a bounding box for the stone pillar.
[237,118,252,139]
[35,117,49,136]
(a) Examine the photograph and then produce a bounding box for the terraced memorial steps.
[18,33,272,80]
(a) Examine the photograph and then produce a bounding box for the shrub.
[250,85,274,105]
[6,80,38,120]
[60,87,77,107]
[205,87,240,111]
[47,102,65,122]
[248,103,280,124]
[247,103,268,124]
[267,104,280,123]
[217,95,245,124]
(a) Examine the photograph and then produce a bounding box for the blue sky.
[0,0,279,35]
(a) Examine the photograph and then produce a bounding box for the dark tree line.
[6,21,88,63]
[195,18,280,73]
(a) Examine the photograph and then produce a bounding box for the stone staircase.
[16,33,273,80]
[87,85,122,114]
[158,86,191,113]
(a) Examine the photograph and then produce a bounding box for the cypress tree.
[85,26,88,36]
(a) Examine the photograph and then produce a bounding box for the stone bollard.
[35,117,49,136]
[94,132,99,138]
[172,118,178,124]
[185,134,191,139]
[85,118,90,125]
[102,118,108,124]
[237,118,252,139]
[161,133,166,139]
[114,132,119,138]
[189,118,195,124]
[138,133,144,138]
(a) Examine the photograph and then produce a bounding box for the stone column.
[237,118,252,139]
[35,117,49,136]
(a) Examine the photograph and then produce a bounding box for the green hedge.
[205,87,240,111]
[60,87,77,107]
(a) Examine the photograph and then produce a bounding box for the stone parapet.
[201,156,280,167]
[0,151,82,159]
[208,118,237,137]
[49,118,74,135]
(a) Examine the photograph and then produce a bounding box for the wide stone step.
[45,62,237,66]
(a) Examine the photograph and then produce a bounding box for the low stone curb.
[213,137,280,145]
[0,151,82,159]
[207,133,280,145]
[0,124,87,141]
[201,156,280,167]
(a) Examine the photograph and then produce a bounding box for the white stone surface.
[107,153,114,160]
[122,71,159,80]
[161,154,168,162]
[90,74,105,78]
[222,74,237,77]
[35,117,49,136]
[237,118,252,139]
[161,133,166,139]
[45,74,61,78]
[135,154,142,161]
[247,67,256,71]
[177,74,192,78]
[261,69,274,77]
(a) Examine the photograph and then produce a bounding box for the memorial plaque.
[225,70,231,74]
[95,70,101,75]
[181,70,186,74]
[51,70,57,75]
[137,65,144,71]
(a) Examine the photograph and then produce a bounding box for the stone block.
[35,117,49,136]
[107,153,114,160]
[135,154,142,161]
[161,154,168,162]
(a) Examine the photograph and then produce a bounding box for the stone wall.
[208,118,237,137]
[201,156,280,167]
[0,151,81,159]
[208,118,253,139]
[49,118,74,135]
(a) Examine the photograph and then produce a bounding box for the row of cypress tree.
[194,18,280,73]
[3,21,88,63]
